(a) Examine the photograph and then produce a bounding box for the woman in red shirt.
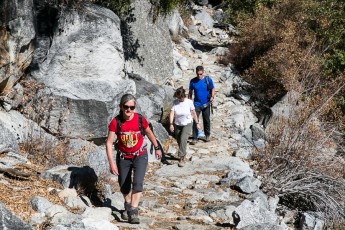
[106,94,162,224]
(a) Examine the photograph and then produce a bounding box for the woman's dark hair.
[120,93,136,106]
[174,87,186,98]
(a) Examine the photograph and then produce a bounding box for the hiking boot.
[161,159,172,165]
[205,136,211,142]
[128,207,140,224]
[178,156,185,167]
[121,202,131,220]
[190,139,197,145]
[198,136,206,141]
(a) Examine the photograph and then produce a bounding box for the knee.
[132,183,143,192]
[120,187,131,194]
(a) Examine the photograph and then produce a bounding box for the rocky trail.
[109,39,276,230]
[0,2,292,230]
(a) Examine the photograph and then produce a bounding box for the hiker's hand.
[109,163,119,176]
[169,124,174,133]
[210,96,214,103]
[155,149,162,160]
[196,123,201,130]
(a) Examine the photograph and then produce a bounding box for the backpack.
[205,76,212,100]
[115,115,167,159]
[115,113,145,136]
[113,113,145,152]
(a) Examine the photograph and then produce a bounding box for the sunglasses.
[123,105,135,110]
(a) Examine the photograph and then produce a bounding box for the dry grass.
[0,128,72,223]
[0,138,68,224]
[220,0,345,224]
[0,137,103,224]
[254,38,345,225]
[0,163,63,222]
[256,122,345,224]
[252,57,345,225]
[23,139,70,167]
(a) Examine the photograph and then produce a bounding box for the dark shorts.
[116,150,148,194]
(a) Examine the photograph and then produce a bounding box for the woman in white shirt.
[169,87,201,167]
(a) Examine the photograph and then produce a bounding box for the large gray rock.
[239,224,286,230]
[23,86,129,140]
[150,121,170,142]
[30,196,53,213]
[26,80,135,139]
[234,176,261,194]
[66,138,108,176]
[0,152,29,167]
[168,10,186,38]
[234,197,279,228]
[195,9,214,28]
[80,218,119,230]
[224,104,258,132]
[64,196,89,210]
[0,110,56,145]
[81,207,113,222]
[27,4,132,140]
[0,122,19,153]
[124,0,174,83]
[0,203,31,230]
[0,83,24,111]
[299,212,324,230]
[30,4,125,95]
[46,204,78,226]
[26,93,108,138]
[266,90,301,130]
[129,73,173,122]
[41,165,73,188]
[0,0,35,95]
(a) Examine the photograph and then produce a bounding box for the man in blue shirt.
[188,66,215,144]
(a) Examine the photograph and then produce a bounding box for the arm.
[106,131,118,175]
[188,90,193,99]
[210,88,215,103]
[144,127,162,160]
[191,110,201,130]
[169,110,175,133]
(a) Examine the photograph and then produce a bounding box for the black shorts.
[116,150,148,194]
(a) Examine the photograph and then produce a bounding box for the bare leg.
[130,191,142,208]
[123,192,132,204]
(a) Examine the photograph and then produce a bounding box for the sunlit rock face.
[26,3,132,139]
[123,0,174,84]
[0,0,35,95]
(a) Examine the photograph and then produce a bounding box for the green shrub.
[221,0,277,25]
[305,0,345,75]
[150,0,189,22]
[91,0,132,18]
[324,49,345,75]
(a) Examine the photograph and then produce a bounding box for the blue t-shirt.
[189,76,214,107]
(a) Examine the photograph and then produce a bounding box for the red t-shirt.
[108,113,148,158]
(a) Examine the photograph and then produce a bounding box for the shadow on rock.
[68,166,103,206]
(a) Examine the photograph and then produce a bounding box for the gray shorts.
[116,150,148,194]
